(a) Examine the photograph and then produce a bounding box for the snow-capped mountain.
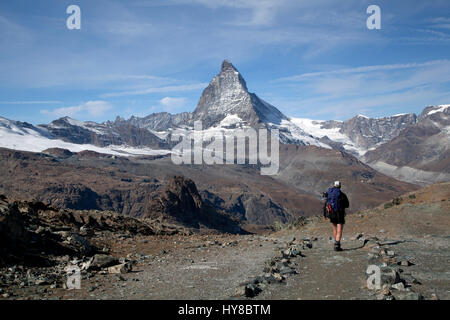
[191,60,287,128]
[111,112,190,132]
[363,104,450,185]
[291,113,418,156]
[41,116,168,149]
[0,116,170,156]
[0,60,449,185]
[111,60,328,147]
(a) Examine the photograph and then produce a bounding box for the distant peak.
[221,59,237,72]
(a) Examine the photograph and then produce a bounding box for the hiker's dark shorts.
[330,211,345,225]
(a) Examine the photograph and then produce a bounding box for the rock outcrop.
[147,176,244,233]
[191,60,288,128]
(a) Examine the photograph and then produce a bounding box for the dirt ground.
[3,183,449,300]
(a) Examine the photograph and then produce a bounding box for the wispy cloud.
[269,59,450,119]
[101,83,208,98]
[275,60,449,82]
[1,1,450,124]
[40,101,112,118]
[0,15,32,45]
[429,17,450,29]
[0,100,61,105]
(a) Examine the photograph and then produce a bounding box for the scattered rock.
[398,260,413,267]
[381,286,391,296]
[381,257,397,265]
[391,291,423,300]
[279,266,296,275]
[244,284,261,298]
[234,285,246,296]
[402,274,420,285]
[391,282,406,291]
[431,293,439,300]
[89,254,118,270]
[380,267,401,286]
[107,263,132,274]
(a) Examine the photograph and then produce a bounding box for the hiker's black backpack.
[326,187,342,218]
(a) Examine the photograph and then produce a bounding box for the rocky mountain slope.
[146,176,243,233]
[41,117,169,149]
[0,61,448,186]
[191,60,288,129]
[112,112,190,132]
[1,182,448,300]
[0,146,415,227]
[364,105,450,185]
[0,116,170,156]
[275,145,416,211]
[291,113,418,156]
[0,60,329,157]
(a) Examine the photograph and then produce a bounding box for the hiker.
[323,181,349,251]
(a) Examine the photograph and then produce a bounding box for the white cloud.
[159,97,187,112]
[40,101,112,118]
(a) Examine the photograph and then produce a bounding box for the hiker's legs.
[336,223,344,242]
[332,223,337,241]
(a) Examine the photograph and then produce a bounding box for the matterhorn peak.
[217,59,248,91]
[191,60,287,129]
[221,59,237,72]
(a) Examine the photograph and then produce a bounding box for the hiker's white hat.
[334,181,341,188]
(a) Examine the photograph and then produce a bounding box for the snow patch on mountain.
[219,114,243,127]
[289,117,365,155]
[0,117,170,156]
[427,104,450,116]
[48,116,112,135]
[269,119,330,148]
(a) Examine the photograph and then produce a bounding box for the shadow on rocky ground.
[0,182,448,300]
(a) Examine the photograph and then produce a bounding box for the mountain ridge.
[0,60,449,185]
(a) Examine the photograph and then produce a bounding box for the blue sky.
[0,0,449,124]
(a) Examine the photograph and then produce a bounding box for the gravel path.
[55,235,284,300]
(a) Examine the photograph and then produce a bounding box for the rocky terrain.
[1,182,448,300]
[0,146,415,225]
[0,59,448,301]
[41,117,169,149]
[364,105,450,185]
[1,60,448,186]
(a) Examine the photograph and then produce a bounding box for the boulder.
[107,263,132,274]
[245,283,262,298]
[380,267,401,286]
[391,291,424,300]
[89,254,118,270]
[399,260,413,267]
[391,282,406,291]
[67,233,92,255]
